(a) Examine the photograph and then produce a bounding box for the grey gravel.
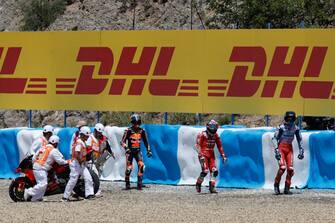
[1,180,335,223]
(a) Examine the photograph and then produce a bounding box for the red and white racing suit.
[195,130,225,187]
[274,123,303,187]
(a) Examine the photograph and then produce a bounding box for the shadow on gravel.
[121,185,149,191]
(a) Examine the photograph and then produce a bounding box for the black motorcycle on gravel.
[9,155,100,202]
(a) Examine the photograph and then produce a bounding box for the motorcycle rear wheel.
[73,169,100,198]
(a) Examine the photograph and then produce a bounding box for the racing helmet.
[284,111,296,123]
[130,114,141,125]
[206,119,219,135]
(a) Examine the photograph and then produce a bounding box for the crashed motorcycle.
[9,155,100,202]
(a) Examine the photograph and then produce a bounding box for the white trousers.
[63,160,94,199]
[26,169,48,202]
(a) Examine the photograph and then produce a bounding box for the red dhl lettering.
[0,45,333,99]
[73,46,179,96]
[226,46,333,99]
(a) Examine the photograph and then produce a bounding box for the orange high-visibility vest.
[35,144,54,166]
[71,135,79,160]
[41,137,48,147]
[72,139,86,161]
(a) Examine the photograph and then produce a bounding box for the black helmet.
[130,113,141,125]
[284,111,296,123]
[206,119,219,135]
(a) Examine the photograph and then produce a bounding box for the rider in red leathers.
[195,120,227,193]
[273,111,304,195]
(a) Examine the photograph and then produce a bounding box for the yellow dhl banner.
[0,29,334,116]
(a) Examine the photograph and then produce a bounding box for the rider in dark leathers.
[120,114,152,190]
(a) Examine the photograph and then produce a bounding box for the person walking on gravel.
[195,120,227,193]
[24,135,69,201]
[120,114,152,190]
[62,126,95,201]
[272,111,304,195]
[30,125,54,154]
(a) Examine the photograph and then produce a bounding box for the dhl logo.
[0,46,333,99]
[226,46,333,99]
[62,46,199,96]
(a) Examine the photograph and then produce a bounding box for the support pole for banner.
[265,115,270,126]
[190,0,193,30]
[299,21,305,129]
[29,110,32,128]
[64,110,67,127]
[164,112,168,124]
[97,111,101,123]
[231,114,235,125]
[132,0,136,30]
[298,116,302,129]
[196,113,201,125]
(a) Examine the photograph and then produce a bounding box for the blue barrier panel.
[0,129,21,178]
[142,124,181,185]
[307,131,335,189]
[217,129,269,188]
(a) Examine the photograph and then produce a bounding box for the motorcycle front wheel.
[9,177,32,202]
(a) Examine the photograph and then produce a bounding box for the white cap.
[43,125,54,133]
[94,123,104,133]
[49,135,60,144]
[79,126,91,136]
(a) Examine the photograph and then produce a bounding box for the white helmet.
[49,135,60,144]
[94,123,104,133]
[79,126,91,136]
[43,125,54,133]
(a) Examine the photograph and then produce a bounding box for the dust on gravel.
[1,180,335,223]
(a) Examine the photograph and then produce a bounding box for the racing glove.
[147,148,153,158]
[298,147,304,160]
[274,148,281,161]
[125,146,131,155]
[221,154,228,163]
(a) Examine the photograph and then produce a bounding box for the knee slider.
[211,167,218,177]
[280,166,286,172]
[138,161,144,173]
[125,168,132,175]
[287,168,294,176]
[200,172,208,178]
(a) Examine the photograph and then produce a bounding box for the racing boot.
[196,182,201,193]
[209,181,217,194]
[274,183,280,195]
[125,177,131,190]
[284,183,292,195]
[137,176,143,190]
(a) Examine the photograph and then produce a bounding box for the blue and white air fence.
[1,125,335,189]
